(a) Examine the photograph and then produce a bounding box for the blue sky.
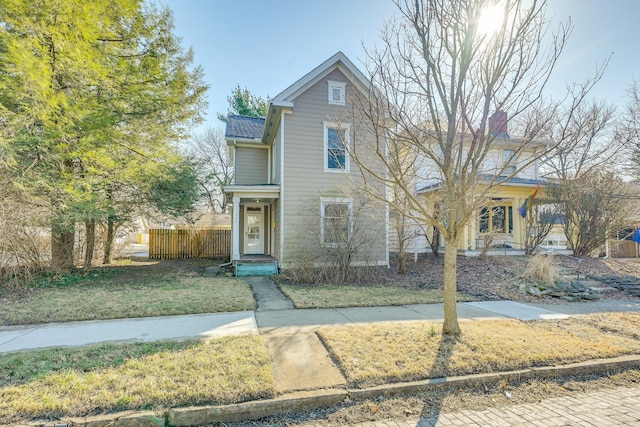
[158,0,640,136]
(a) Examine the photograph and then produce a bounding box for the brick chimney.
[489,110,509,137]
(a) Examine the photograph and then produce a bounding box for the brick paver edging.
[52,354,640,427]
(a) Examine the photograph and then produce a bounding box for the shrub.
[522,254,560,284]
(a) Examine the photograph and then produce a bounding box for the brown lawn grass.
[317,312,640,388]
[278,283,476,308]
[0,260,255,325]
[0,336,275,424]
[2,313,640,424]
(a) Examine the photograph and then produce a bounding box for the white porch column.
[469,210,477,250]
[513,198,522,246]
[232,196,241,261]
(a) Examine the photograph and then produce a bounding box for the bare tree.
[619,81,640,179]
[540,99,618,180]
[539,88,634,257]
[346,0,605,334]
[547,172,635,256]
[288,195,385,284]
[522,201,555,255]
[188,127,233,213]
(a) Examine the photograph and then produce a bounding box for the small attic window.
[328,80,346,105]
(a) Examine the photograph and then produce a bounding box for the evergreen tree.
[0,0,207,269]
[217,85,268,122]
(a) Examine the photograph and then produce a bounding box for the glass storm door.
[244,207,263,254]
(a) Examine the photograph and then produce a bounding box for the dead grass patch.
[0,336,275,424]
[0,260,255,325]
[318,313,640,388]
[278,283,475,308]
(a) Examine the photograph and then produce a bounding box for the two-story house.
[400,111,548,256]
[223,52,389,274]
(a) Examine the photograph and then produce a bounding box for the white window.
[321,198,352,246]
[479,205,513,234]
[324,121,350,172]
[503,149,516,174]
[328,80,346,105]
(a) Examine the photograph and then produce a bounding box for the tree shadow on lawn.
[418,333,460,422]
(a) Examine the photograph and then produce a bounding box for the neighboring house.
[397,112,549,256]
[223,52,388,270]
[605,193,640,258]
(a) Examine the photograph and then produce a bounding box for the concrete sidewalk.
[0,311,257,353]
[0,301,564,353]
[2,297,640,354]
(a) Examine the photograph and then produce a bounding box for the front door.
[244,207,263,254]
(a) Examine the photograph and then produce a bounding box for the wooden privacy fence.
[610,240,638,258]
[149,229,230,260]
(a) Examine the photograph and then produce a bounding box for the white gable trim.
[273,51,371,102]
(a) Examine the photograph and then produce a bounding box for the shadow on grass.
[419,332,460,423]
[0,340,199,388]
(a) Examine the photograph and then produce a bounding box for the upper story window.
[503,148,516,174]
[328,80,346,105]
[324,122,350,172]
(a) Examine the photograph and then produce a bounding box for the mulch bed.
[386,255,640,303]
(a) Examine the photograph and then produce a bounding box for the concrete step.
[236,261,278,277]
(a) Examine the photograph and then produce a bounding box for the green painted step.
[235,261,278,277]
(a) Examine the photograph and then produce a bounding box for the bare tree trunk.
[442,237,461,335]
[103,215,115,264]
[431,204,441,258]
[51,221,75,271]
[430,226,440,258]
[396,217,407,274]
[83,219,96,270]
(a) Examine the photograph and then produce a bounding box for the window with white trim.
[503,149,516,175]
[321,198,352,246]
[328,80,346,105]
[324,122,350,172]
[479,205,513,234]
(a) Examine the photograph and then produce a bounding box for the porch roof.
[225,115,265,142]
[223,184,280,200]
[417,176,544,194]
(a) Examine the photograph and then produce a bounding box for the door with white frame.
[244,206,264,255]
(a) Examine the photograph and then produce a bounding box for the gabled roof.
[272,51,371,103]
[225,115,265,142]
[262,52,372,144]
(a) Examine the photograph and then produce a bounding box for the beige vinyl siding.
[235,146,268,185]
[281,68,387,265]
